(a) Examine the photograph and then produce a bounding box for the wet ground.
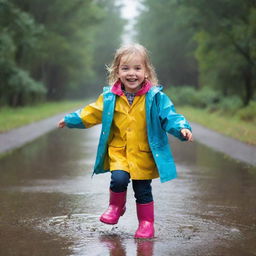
[0,126,255,256]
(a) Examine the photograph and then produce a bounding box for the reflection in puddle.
[99,235,155,256]
[99,235,127,255]
[136,240,154,256]
[37,213,155,255]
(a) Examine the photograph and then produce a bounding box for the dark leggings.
[110,170,153,204]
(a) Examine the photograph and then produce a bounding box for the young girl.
[58,44,192,239]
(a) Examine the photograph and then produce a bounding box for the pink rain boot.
[134,201,154,239]
[100,190,126,225]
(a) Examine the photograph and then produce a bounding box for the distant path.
[0,113,65,155]
[0,113,255,166]
[190,122,256,166]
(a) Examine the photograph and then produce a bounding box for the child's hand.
[181,129,193,141]
[58,118,66,128]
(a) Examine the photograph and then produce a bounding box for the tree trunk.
[243,65,253,106]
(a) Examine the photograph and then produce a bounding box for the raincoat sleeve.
[157,92,192,141]
[64,94,103,128]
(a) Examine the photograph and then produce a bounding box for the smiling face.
[117,54,148,93]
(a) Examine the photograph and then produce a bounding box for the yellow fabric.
[80,94,103,127]
[80,94,159,180]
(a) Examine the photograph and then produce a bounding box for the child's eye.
[121,67,128,70]
[135,67,141,70]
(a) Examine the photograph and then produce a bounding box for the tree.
[179,0,256,105]
[11,0,103,100]
[1,0,126,105]
[0,0,46,106]
[136,0,198,87]
[92,0,125,88]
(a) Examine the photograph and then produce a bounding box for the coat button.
[156,154,159,157]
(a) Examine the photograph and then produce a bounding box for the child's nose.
[128,69,136,76]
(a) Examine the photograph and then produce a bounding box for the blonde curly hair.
[107,44,158,86]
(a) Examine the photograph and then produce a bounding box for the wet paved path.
[0,114,255,166]
[0,112,66,155]
[0,126,255,256]
[191,122,256,166]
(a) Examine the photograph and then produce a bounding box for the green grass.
[177,106,256,146]
[0,100,89,133]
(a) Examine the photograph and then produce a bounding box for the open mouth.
[126,78,138,82]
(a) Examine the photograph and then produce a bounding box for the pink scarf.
[111,80,152,96]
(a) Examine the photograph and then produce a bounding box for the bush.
[236,101,256,122]
[0,62,46,106]
[165,86,256,122]
[165,86,220,108]
[166,86,197,106]
[196,87,221,108]
[217,96,243,114]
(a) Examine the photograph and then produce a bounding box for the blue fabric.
[64,109,86,128]
[110,170,130,192]
[132,179,153,204]
[94,92,116,172]
[110,170,153,204]
[94,86,192,183]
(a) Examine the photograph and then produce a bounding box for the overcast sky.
[119,0,142,43]
[120,0,141,19]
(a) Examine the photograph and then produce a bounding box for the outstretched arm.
[157,92,192,141]
[57,94,103,129]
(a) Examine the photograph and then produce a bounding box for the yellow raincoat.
[80,94,159,180]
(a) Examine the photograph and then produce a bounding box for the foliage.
[166,86,220,108]
[137,0,256,106]
[0,63,46,106]
[136,0,198,87]
[167,84,256,129]
[0,0,125,106]
[0,0,46,106]
[83,0,125,95]
[179,0,256,105]
[236,101,256,122]
[217,96,243,114]
[166,85,247,115]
